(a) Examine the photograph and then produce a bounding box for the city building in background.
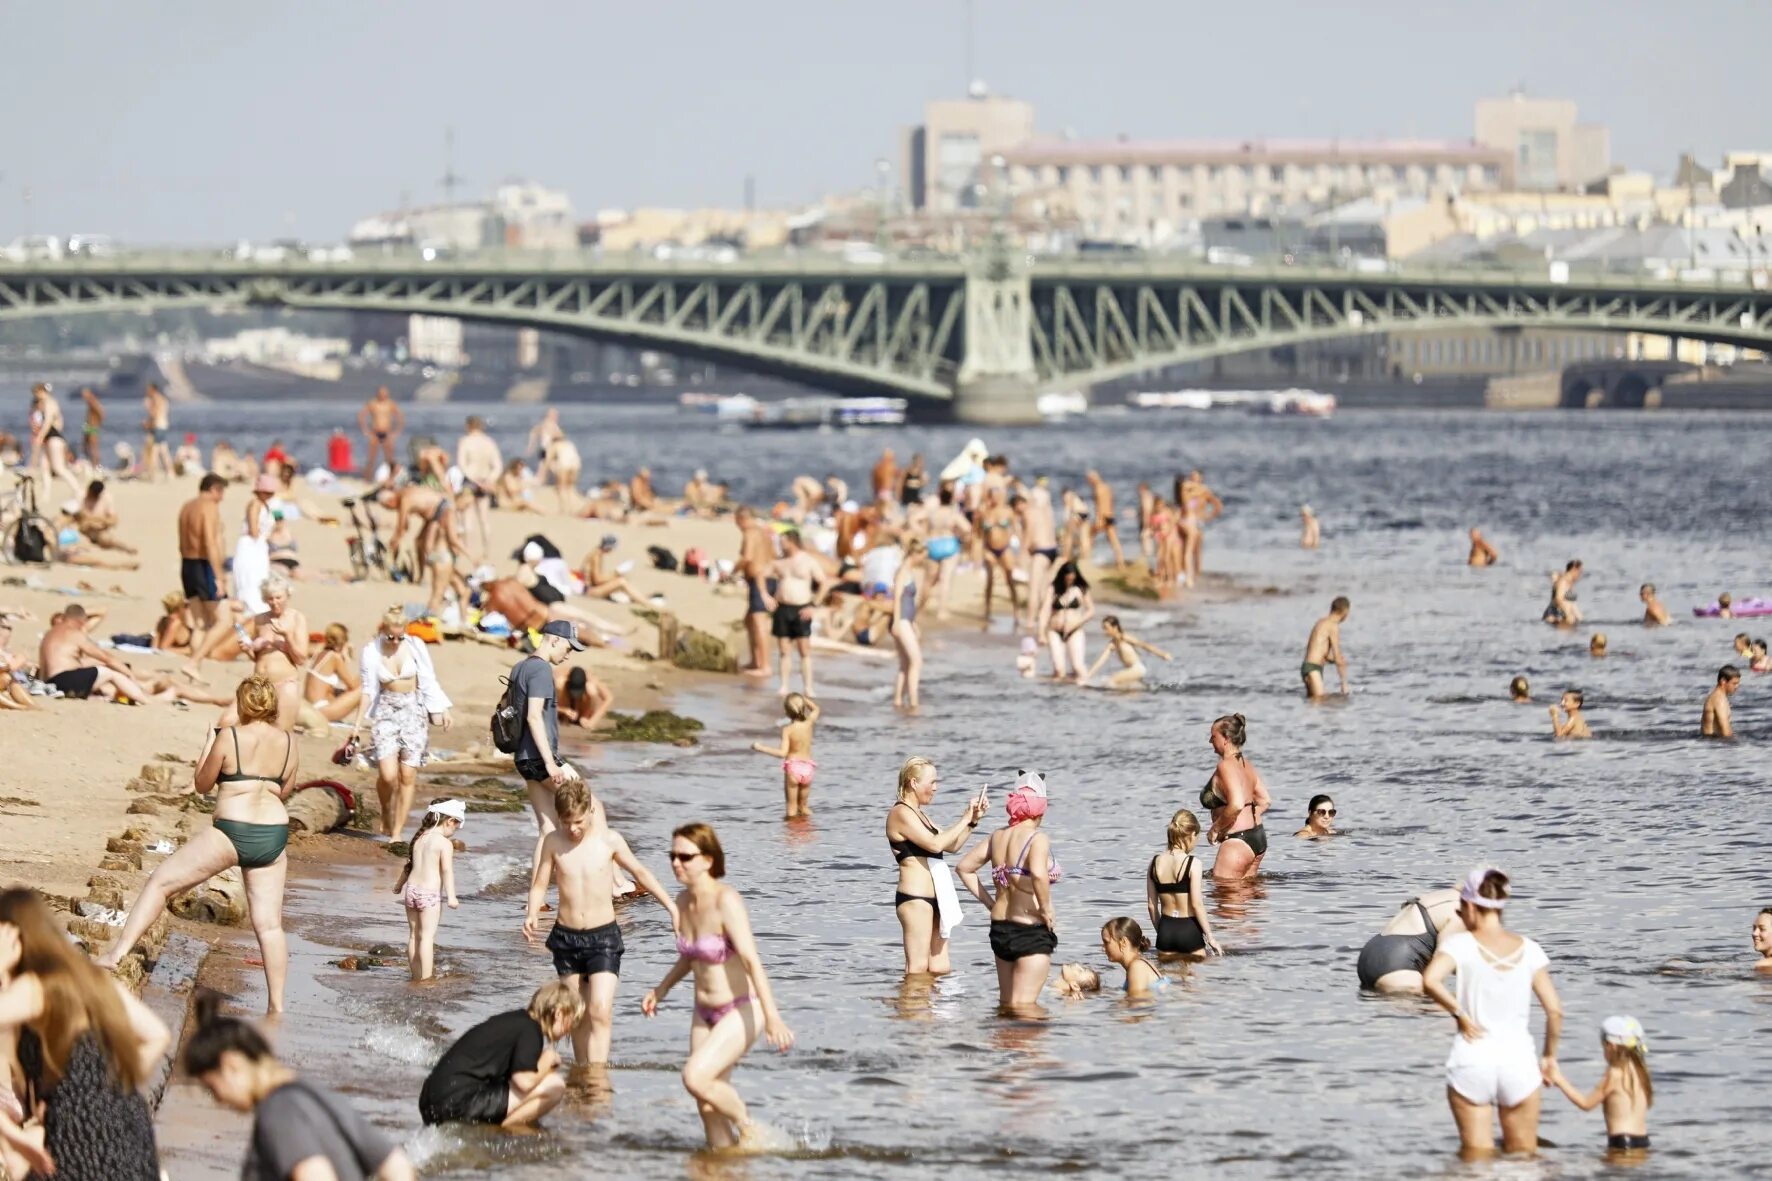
[1473,90,1611,192]
[349,181,577,252]
[901,83,1037,214]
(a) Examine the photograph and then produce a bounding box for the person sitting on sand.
[554,664,613,731]
[1468,527,1498,567]
[750,693,819,818]
[152,591,196,654]
[1640,583,1670,627]
[1081,615,1172,689]
[577,535,638,602]
[683,469,720,517]
[1550,689,1592,739]
[419,980,581,1128]
[38,605,220,706]
[0,615,40,711]
[495,458,542,513]
[1752,907,1772,972]
[630,466,656,512]
[65,480,135,554]
[1510,675,1531,703]
[1703,665,1740,738]
[300,622,362,728]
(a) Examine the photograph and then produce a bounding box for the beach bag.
[647,545,678,572]
[490,675,523,753]
[12,519,48,564]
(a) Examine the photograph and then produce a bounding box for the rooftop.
[1003,137,1509,166]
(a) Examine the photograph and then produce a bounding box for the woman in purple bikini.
[641,822,793,1149]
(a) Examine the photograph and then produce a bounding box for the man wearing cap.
[578,535,637,603]
[512,621,585,873]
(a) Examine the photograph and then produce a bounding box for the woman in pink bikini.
[642,822,793,1149]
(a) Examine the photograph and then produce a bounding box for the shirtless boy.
[1302,596,1351,699]
[359,386,405,479]
[1081,615,1172,689]
[522,780,678,1068]
[1702,665,1740,738]
[1467,527,1498,567]
[1549,689,1592,739]
[764,529,829,696]
[1640,583,1670,627]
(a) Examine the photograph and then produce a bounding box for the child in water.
[393,799,463,981]
[1550,689,1592,739]
[751,692,820,818]
[1546,1015,1652,1152]
[1081,615,1173,689]
[1099,918,1167,996]
[1054,962,1101,998]
[1016,635,1039,679]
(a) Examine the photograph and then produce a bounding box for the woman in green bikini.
[97,674,297,1012]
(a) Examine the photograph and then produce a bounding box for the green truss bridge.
[4,250,1770,423]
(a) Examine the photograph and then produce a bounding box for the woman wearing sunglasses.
[1295,794,1337,839]
[641,823,793,1150]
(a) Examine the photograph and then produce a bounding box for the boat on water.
[1038,389,1089,420]
[1128,387,1335,417]
[739,395,907,430]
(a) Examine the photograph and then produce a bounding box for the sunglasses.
[1313,807,1337,817]
[668,851,702,864]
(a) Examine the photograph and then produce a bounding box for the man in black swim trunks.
[38,605,162,703]
[763,528,829,697]
[177,474,228,670]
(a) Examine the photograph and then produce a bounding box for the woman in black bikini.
[1146,809,1222,958]
[886,757,989,976]
[1038,562,1093,682]
[1201,713,1271,881]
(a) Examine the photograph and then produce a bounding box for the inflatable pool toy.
[1693,598,1772,618]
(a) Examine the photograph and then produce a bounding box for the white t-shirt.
[860,545,904,591]
[1441,931,1548,1042]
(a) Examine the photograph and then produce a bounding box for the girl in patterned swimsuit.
[393,801,463,981]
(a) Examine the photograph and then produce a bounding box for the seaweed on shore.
[600,709,705,745]
[1101,572,1161,600]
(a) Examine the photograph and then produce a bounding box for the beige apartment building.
[1474,92,1610,191]
[902,87,1038,214]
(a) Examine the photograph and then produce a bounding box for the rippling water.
[148,404,1769,1178]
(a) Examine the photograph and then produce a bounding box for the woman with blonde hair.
[1146,809,1221,958]
[97,675,298,1012]
[0,887,170,1181]
[299,622,362,727]
[351,607,452,842]
[885,756,989,976]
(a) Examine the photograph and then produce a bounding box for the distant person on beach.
[526,407,564,467]
[1202,713,1270,880]
[1543,560,1583,626]
[358,387,404,479]
[641,822,794,1150]
[524,780,679,1071]
[174,433,202,476]
[455,416,502,560]
[889,538,926,709]
[1544,1016,1653,1153]
[419,980,581,1128]
[1295,794,1337,839]
[78,386,104,467]
[872,448,899,503]
[1752,908,1772,971]
[1702,665,1740,738]
[1356,888,1465,993]
[1549,690,1592,739]
[67,480,133,553]
[99,674,297,1012]
[763,528,828,697]
[923,486,970,620]
[1300,504,1320,550]
[0,888,169,1181]
[1085,470,1126,566]
[183,991,416,1181]
[957,771,1061,1012]
[1177,470,1223,588]
[886,757,989,976]
[1302,596,1351,698]
[352,608,453,842]
[1640,583,1670,626]
[684,469,721,517]
[1016,486,1060,631]
[1081,614,1171,689]
[735,507,776,678]
[629,466,657,512]
[1421,868,1564,1159]
[141,381,173,482]
[29,384,82,504]
[1510,676,1531,703]
[544,436,581,513]
[495,459,541,512]
[230,474,278,617]
[898,453,928,504]
[510,621,585,873]
[1146,808,1221,958]
[1467,527,1498,567]
[392,800,462,981]
[577,535,638,602]
[750,693,820,819]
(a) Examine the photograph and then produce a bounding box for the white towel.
[929,859,965,940]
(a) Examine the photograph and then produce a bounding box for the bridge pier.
[952,231,1043,425]
[951,375,1044,425]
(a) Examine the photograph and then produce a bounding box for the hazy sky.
[5,0,1766,243]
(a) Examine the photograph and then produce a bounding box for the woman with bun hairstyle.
[1422,867,1564,1158]
[1201,713,1270,881]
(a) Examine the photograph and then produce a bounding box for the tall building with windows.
[1473,92,1610,192]
[901,85,1037,213]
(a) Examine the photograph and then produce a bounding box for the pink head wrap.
[1005,789,1047,823]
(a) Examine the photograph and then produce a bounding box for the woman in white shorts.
[1422,866,1563,1157]
[351,607,453,842]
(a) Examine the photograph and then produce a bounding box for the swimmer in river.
[1295,794,1336,839]
[1716,592,1734,620]
[1202,714,1270,881]
[1640,583,1670,627]
[1544,1016,1653,1154]
[1145,808,1221,958]
[1081,615,1172,689]
[1543,560,1583,627]
[1509,676,1531,703]
[1301,596,1350,699]
[1589,633,1607,658]
[1752,908,1772,972]
[1055,962,1102,998]
[1549,690,1591,739]
[1467,527,1498,567]
[1098,918,1166,997]
[750,693,820,819]
[1752,640,1771,674]
[1299,504,1319,550]
[1702,664,1740,738]
[1355,888,1466,993]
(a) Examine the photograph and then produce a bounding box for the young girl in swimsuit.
[1099,918,1167,997]
[1202,713,1271,882]
[1038,562,1094,682]
[641,823,793,1150]
[750,693,820,819]
[1082,615,1172,689]
[393,800,463,981]
[1546,1016,1653,1153]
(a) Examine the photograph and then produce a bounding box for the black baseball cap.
[539,620,585,651]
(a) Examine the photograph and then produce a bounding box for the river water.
[137,403,1768,1178]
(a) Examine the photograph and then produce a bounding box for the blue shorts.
[180,557,219,602]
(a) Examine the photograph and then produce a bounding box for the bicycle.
[0,471,58,566]
[341,496,391,582]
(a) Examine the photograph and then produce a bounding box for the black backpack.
[647,545,678,572]
[490,674,523,753]
[12,519,48,564]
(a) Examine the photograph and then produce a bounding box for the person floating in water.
[1639,583,1670,627]
[1549,690,1591,739]
[1299,505,1319,550]
[1301,596,1350,699]
[1081,615,1172,689]
[1716,592,1734,620]
[1467,527,1498,567]
[1702,665,1740,737]
[750,693,820,819]
[1544,1016,1653,1154]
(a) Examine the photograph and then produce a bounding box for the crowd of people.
[0,391,1767,1177]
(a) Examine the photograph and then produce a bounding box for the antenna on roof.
[964,0,975,95]
[440,126,466,205]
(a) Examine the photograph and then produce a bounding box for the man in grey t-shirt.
[248,1078,409,1180]
[511,619,585,873]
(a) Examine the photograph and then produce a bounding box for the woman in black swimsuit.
[1146,809,1222,958]
[1038,562,1093,682]
[1356,888,1463,993]
[886,757,988,976]
[1201,713,1271,881]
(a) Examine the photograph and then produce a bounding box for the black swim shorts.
[180,557,220,602]
[771,602,812,640]
[48,667,100,699]
[546,919,624,977]
[988,919,1057,962]
[514,757,551,784]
